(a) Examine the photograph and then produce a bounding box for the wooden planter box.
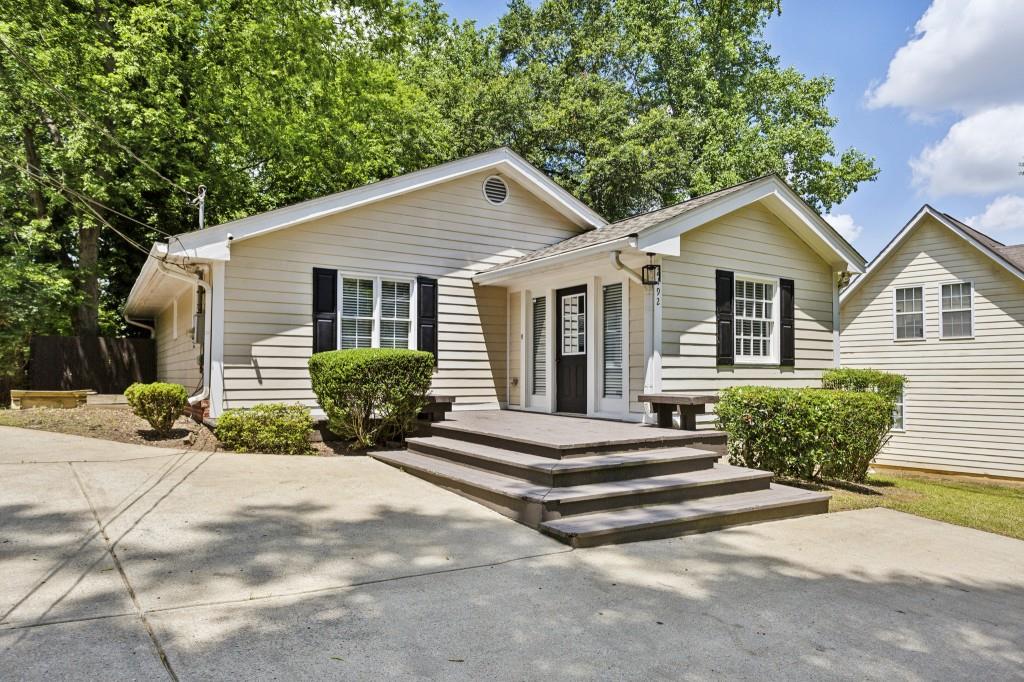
[10,389,94,410]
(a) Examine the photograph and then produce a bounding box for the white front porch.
[492,251,660,422]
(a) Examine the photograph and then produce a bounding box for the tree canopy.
[0,0,877,381]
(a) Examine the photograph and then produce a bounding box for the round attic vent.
[483,175,509,205]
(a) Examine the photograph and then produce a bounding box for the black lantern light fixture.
[641,253,661,286]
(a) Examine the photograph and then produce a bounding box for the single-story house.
[124,148,865,424]
[840,206,1024,479]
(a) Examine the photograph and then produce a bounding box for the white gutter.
[475,235,634,284]
[157,260,213,406]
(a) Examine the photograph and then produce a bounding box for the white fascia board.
[123,243,167,315]
[473,236,633,285]
[167,148,605,258]
[635,176,866,273]
[840,206,1024,304]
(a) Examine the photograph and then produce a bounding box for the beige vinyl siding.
[221,171,581,411]
[508,291,521,406]
[841,214,1024,478]
[156,285,201,391]
[660,204,835,427]
[628,279,645,414]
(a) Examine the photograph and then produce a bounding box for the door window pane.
[561,293,586,355]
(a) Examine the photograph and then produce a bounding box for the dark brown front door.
[556,285,587,413]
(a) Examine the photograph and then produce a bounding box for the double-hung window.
[734,276,778,363]
[340,275,414,349]
[940,281,973,338]
[893,286,924,340]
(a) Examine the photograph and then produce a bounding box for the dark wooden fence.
[28,336,156,394]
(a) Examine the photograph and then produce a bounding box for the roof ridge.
[941,211,1005,247]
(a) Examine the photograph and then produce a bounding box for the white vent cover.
[483,175,509,205]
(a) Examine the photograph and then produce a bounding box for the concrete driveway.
[2,425,1022,680]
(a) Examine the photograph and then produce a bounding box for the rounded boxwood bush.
[308,348,434,448]
[215,403,313,455]
[821,367,906,404]
[124,382,188,436]
[716,386,892,482]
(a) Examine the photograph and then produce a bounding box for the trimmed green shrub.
[215,403,313,455]
[821,367,906,403]
[124,382,188,436]
[716,386,892,482]
[308,348,434,448]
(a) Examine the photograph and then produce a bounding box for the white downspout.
[157,260,212,406]
[124,313,155,338]
[610,251,643,284]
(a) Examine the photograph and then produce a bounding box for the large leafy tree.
[409,0,877,220]
[0,0,448,379]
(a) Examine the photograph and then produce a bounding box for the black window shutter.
[780,278,795,367]
[417,276,439,363]
[312,268,337,354]
[716,270,735,365]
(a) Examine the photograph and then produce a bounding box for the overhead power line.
[0,34,195,199]
[1,154,164,259]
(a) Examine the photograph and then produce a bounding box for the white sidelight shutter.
[602,283,623,398]
[532,296,546,395]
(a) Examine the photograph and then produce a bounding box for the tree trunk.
[74,220,100,337]
[22,124,47,219]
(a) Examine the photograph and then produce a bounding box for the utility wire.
[0,154,197,263]
[2,155,163,260]
[0,34,195,199]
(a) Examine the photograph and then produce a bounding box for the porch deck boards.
[437,409,726,454]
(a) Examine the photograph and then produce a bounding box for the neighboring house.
[840,206,1024,480]
[124,148,864,424]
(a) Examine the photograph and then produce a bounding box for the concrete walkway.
[2,425,1022,680]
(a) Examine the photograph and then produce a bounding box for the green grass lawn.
[826,470,1024,540]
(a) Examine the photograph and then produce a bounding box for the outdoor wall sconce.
[641,253,661,286]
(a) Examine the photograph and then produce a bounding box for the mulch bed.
[0,406,355,456]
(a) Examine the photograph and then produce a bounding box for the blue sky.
[440,0,1024,260]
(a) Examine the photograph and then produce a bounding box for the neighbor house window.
[940,282,973,338]
[892,390,905,431]
[734,277,777,363]
[893,286,924,340]
[340,275,413,349]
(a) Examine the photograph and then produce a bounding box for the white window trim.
[891,285,926,343]
[336,272,417,350]
[733,272,780,366]
[938,279,975,340]
[892,389,906,432]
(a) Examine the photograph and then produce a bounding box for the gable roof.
[166,147,606,261]
[476,174,866,283]
[840,205,1024,303]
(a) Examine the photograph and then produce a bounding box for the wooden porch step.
[371,450,773,526]
[539,484,830,548]
[429,419,727,459]
[405,435,721,486]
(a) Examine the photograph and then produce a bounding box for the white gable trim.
[167,148,605,260]
[840,205,1024,303]
[636,176,865,272]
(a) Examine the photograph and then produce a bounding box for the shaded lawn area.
[825,470,1024,541]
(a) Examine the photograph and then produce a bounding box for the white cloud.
[909,105,1024,196]
[967,195,1024,233]
[824,213,863,242]
[867,0,1024,115]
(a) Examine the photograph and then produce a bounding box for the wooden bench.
[418,394,456,422]
[638,393,719,430]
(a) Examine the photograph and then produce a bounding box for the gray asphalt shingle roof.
[485,176,769,274]
[944,213,1024,273]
